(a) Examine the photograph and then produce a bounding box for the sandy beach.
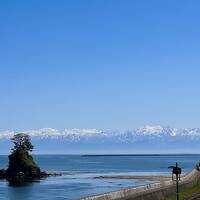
[94,174,172,181]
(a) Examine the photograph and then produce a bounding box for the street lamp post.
[168,162,181,200]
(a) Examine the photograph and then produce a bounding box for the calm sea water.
[0,154,200,200]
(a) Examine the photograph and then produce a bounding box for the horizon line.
[1,153,200,156]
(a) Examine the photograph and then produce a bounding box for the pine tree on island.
[0,133,62,185]
[6,133,41,184]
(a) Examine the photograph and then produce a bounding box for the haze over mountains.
[1,125,200,154]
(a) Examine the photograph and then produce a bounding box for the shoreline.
[81,170,200,200]
[94,174,171,181]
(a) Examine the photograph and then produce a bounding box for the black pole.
[176,162,179,200]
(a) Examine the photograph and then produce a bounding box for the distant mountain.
[1,126,200,154]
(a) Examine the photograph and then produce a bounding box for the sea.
[0,154,200,200]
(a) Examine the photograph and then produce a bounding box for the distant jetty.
[82,153,200,157]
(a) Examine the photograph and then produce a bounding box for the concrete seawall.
[80,170,200,200]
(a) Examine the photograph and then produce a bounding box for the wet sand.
[94,175,172,181]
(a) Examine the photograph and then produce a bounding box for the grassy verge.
[166,179,200,200]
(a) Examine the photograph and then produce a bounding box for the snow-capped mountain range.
[1,125,200,154]
[1,125,200,139]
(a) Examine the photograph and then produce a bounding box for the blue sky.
[0,0,200,131]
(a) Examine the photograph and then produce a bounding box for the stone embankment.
[81,170,200,200]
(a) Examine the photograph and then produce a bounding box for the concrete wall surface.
[80,170,200,200]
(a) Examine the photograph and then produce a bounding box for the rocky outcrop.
[0,169,6,179]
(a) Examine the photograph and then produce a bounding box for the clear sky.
[0,0,200,131]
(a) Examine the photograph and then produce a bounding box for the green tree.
[11,133,34,152]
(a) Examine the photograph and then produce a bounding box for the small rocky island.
[0,133,61,185]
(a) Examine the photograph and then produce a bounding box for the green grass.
[166,179,200,200]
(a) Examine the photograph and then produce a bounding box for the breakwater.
[81,170,200,200]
